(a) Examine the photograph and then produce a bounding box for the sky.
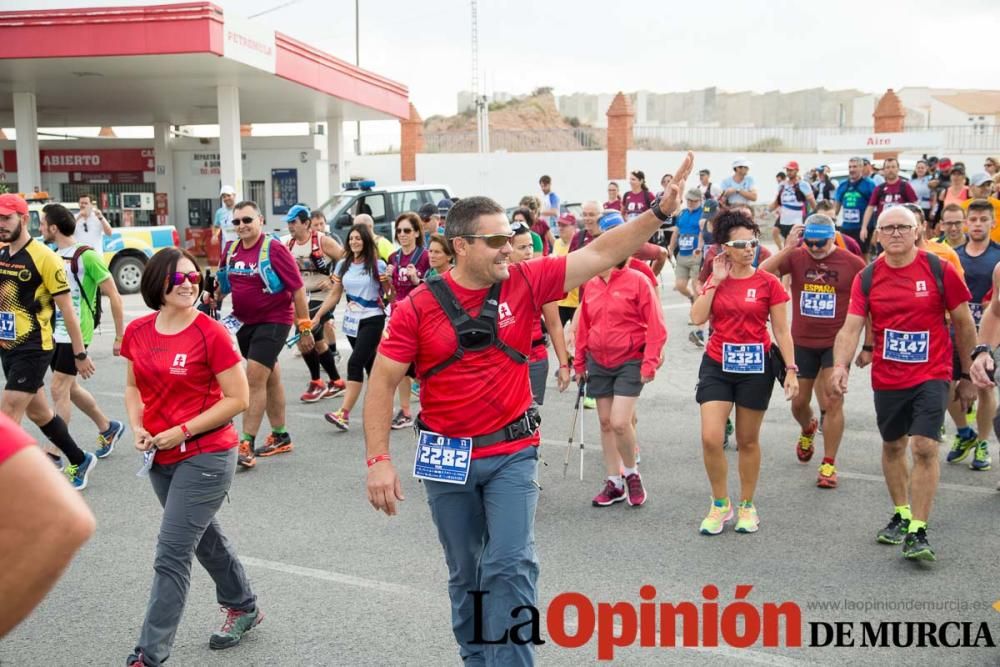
[11,0,998,142]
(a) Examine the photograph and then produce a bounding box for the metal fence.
[631,125,1000,153]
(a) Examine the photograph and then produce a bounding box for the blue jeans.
[424,445,540,667]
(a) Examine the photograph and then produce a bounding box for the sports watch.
[74,351,88,361]
[971,344,992,362]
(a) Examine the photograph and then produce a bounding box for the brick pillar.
[872,89,905,161]
[606,92,634,180]
[400,103,423,182]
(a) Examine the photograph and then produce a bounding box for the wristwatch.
[971,344,992,362]
[650,195,670,222]
[74,351,88,361]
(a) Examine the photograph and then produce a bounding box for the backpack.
[859,251,944,306]
[68,245,102,329]
[703,183,715,201]
[394,245,425,273]
[421,274,529,379]
[216,236,285,296]
[286,231,332,274]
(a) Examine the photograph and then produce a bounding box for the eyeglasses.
[877,224,916,236]
[169,271,202,286]
[940,220,965,228]
[396,227,415,235]
[723,239,759,249]
[462,233,514,249]
[804,239,830,249]
[233,216,257,225]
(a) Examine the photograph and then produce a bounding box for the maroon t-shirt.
[221,235,304,325]
[869,180,918,216]
[776,247,866,349]
[387,247,431,302]
[622,190,655,219]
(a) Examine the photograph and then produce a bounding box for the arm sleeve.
[378,296,419,365]
[269,242,304,292]
[207,320,244,374]
[942,261,972,311]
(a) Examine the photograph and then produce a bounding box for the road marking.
[240,555,812,665]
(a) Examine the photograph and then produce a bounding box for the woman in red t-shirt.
[122,248,258,667]
[604,181,622,212]
[689,210,798,538]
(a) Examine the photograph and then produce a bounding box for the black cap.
[418,202,438,221]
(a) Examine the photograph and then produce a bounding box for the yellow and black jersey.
[0,238,69,351]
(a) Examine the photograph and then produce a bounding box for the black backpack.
[69,245,102,329]
[859,251,944,304]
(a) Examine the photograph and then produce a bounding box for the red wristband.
[367,453,391,467]
[180,423,193,440]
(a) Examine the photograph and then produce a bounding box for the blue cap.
[438,199,454,216]
[599,211,624,232]
[285,204,310,223]
[803,223,836,240]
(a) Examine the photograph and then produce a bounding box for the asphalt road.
[2,272,999,667]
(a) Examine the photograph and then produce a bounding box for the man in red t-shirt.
[832,207,975,562]
[0,413,95,638]
[363,153,694,666]
[760,216,865,488]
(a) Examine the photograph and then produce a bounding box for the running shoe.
[126,651,148,666]
[323,379,346,399]
[66,452,97,490]
[237,440,256,469]
[816,462,838,488]
[583,397,596,410]
[625,472,647,507]
[970,440,991,471]
[699,499,733,535]
[734,501,759,533]
[391,410,414,430]
[592,480,626,507]
[325,409,349,431]
[299,380,327,403]
[902,527,936,562]
[95,420,125,459]
[876,512,909,545]
[946,432,978,463]
[795,418,818,463]
[256,432,293,457]
[688,330,705,348]
[209,606,264,650]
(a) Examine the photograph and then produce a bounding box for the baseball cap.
[0,194,28,216]
[785,160,800,171]
[220,185,236,197]
[732,158,750,169]
[557,213,577,226]
[971,172,993,187]
[803,215,836,240]
[418,202,438,221]
[285,204,310,223]
[698,168,710,176]
[437,198,454,216]
[938,158,953,171]
[598,211,624,232]
[701,199,719,219]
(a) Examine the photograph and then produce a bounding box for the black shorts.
[1,348,54,393]
[308,300,333,337]
[586,358,643,398]
[952,346,963,382]
[236,322,291,369]
[50,343,87,376]
[777,223,794,239]
[873,380,949,443]
[794,345,834,380]
[695,354,775,411]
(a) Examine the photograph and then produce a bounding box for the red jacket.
[574,267,667,379]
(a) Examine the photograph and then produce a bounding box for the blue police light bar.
[342,180,377,191]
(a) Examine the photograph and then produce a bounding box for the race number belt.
[883,329,929,363]
[414,406,541,450]
[722,342,765,374]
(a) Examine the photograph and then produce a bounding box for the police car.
[316,181,452,243]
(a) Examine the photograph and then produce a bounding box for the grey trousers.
[133,449,255,666]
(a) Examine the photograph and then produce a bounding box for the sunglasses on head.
[233,216,257,225]
[169,271,202,287]
[463,232,514,249]
[723,239,759,249]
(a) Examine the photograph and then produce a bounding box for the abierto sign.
[223,15,276,74]
[818,131,945,153]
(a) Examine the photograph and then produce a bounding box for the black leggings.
[346,315,385,383]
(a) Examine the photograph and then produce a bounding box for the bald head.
[355,213,374,230]
[878,207,917,227]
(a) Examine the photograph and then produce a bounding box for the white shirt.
[75,211,108,252]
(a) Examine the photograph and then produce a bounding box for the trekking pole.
[563,380,586,478]
[579,381,587,481]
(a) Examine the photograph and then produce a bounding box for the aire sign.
[3,149,155,173]
[817,131,945,152]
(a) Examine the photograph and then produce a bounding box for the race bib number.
[722,343,765,374]
[136,449,155,478]
[0,311,15,341]
[883,329,929,363]
[970,302,984,327]
[342,304,362,337]
[678,235,696,251]
[413,430,471,485]
[220,313,243,335]
[842,208,860,224]
[799,291,836,319]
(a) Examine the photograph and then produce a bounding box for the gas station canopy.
[0,2,410,127]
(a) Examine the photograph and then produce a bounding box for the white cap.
[220,185,236,197]
[970,172,993,187]
[732,158,750,169]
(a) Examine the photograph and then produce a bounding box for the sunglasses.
[804,239,830,248]
[169,271,202,286]
[233,216,257,225]
[723,239,759,249]
[396,227,415,235]
[463,233,514,249]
